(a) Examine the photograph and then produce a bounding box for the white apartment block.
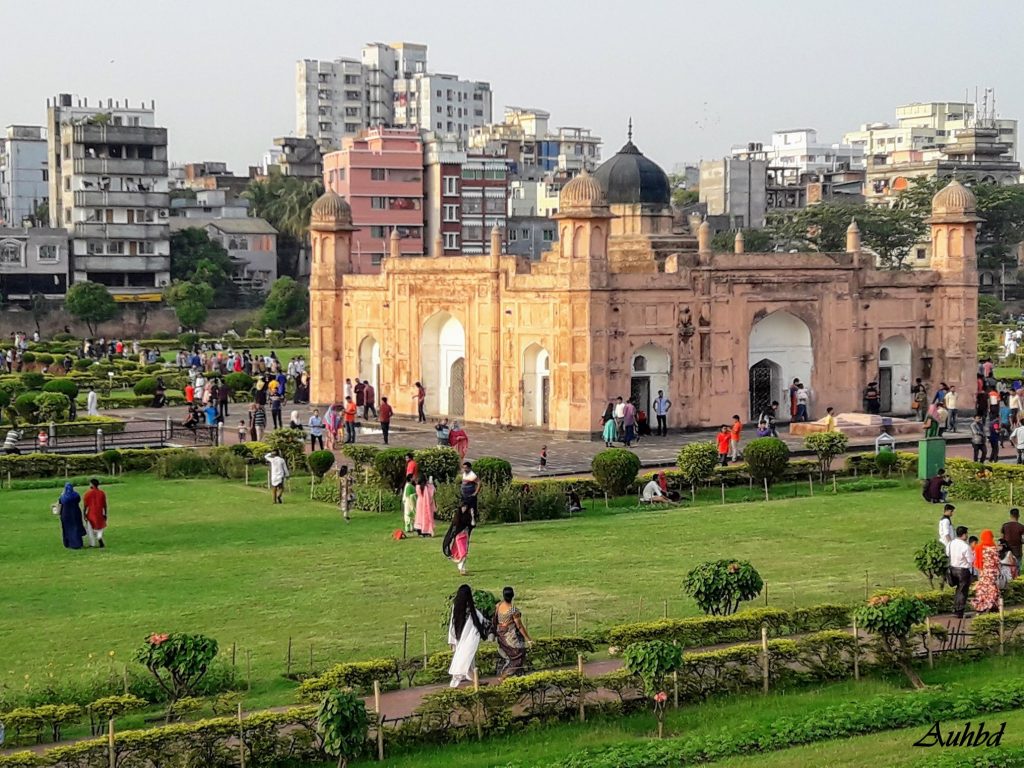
[732,129,863,182]
[845,99,1019,160]
[0,125,49,226]
[47,94,170,296]
[470,106,601,173]
[394,73,491,137]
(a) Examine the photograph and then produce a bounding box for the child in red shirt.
[716,426,731,466]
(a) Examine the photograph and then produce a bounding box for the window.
[345,90,360,100]
[370,197,386,209]
[345,107,359,116]
[443,204,459,222]
[87,240,104,255]
[443,232,459,250]
[37,244,58,262]
[633,355,647,372]
[542,228,555,242]
[462,225,483,241]
[508,229,518,242]
[107,241,124,255]
[41,169,48,181]
[0,240,22,265]
[461,198,482,214]
[436,106,442,114]
[435,90,442,97]
[344,123,359,132]
[461,168,483,180]
[370,226,387,238]
[370,168,386,181]
[443,176,458,196]
[485,169,506,180]
[916,247,927,260]
[138,241,155,255]
[484,198,504,213]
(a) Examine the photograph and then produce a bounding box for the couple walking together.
[447,584,533,687]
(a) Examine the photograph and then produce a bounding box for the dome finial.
[627,116,633,142]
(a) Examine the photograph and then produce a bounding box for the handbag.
[945,566,958,588]
[50,503,60,516]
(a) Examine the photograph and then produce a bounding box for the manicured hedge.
[297,658,400,698]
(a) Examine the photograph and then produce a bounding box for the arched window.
[879,347,890,362]
[0,240,22,265]
[633,355,647,372]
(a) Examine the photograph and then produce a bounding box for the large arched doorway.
[878,335,912,413]
[630,344,670,415]
[522,344,550,427]
[358,335,380,396]
[420,312,466,416]
[748,311,813,420]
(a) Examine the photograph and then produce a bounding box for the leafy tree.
[682,559,763,616]
[134,632,219,716]
[622,640,682,738]
[858,206,925,270]
[855,589,929,689]
[913,540,950,590]
[979,294,1005,322]
[591,448,642,496]
[169,228,236,304]
[711,228,774,253]
[676,442,719,487]
[317,690,368,768]
[164,280,214,331]
[260,276,309,332]
[64,281,118,336]
[28,292,52,336]
[742,437,790,486]
[804,431,849,479]
[308,450,336,480]
[34,392,70,423]
[244,174,323,277]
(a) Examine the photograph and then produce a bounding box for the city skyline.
[3,0,1024,173]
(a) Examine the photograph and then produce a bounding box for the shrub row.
[543,679,1024,768]
[297,658,401,698]
[1,695,146,746]
[0,449,170,478]
[0,706,329,768]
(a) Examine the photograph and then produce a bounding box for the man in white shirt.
[945,525,974,618]
[653,390,672,437]
[641,479,671,504]
[613,397,626,441]
[264,450,290,505]
[1011,421,1024,465]
[938,504,956,545]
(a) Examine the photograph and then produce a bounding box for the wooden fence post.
[472,668,483,741]
[833,474,837,494]
[763,478,769,502]
[549,607,554,637]
[238,702,246,768]
[721,482,725,504]
[808,474,813,496]
[577,654,586,723]
[423,630,428,668]
[374,680,385,759]
[760,625,769,694]
[925,616,934,669]
[246,650,252,691]
[286,636,293,677]
[107,718,115,768]
[1000,599,1006,657]
[852,615,860,681]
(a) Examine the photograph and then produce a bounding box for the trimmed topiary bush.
[473,456,513,489]
[53,332,76,342]
[42,378,80,400]
[34,392,71,423]
[20,351,36,364]
[742,437,790,486]
[804,431,849,478]
[14,392,38,421]
[73,358,94,371]
[133,377,158,397]
[223,372,254,397]
[591,448,641,496]
[307,450,335,480]
[677,442,719,487]
[413,446,461,483]
[20,372,45,390]
[178,332,200,349]
[35,353,55,365]
[339,444,380,473]
[373,447,415,492]
[875,449,899,477]
[682,559,764,616]
[264,428,306,473]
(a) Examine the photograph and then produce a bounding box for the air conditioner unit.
[158,210,168,218]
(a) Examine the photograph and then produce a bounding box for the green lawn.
[374,656,1024,767]
[0,477,1005,710]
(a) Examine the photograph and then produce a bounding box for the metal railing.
[9,419,219,455]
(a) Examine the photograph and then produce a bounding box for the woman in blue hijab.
[58,483,86,550]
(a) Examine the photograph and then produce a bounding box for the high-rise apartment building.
[470,107,601,173]
[296,57,368,152]
[0,126,49,227]
[47,93,170,297]
[322,127,424,272]
[394,73,492,137]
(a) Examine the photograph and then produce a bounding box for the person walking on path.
[269,388,284,431]
[494,586,533,680]
[1002,508,1024,562]
[938,504,956,546]
[864,382,880,415]
[443,505,474,576]
[972,529,1002,613]
[446,584,490,688]
[946,386,960,432]
[622,400,637,447]
[86,387,100,417]
[988,419,1002,463]
[363,382,377,419]
[912,378,929,421]
[602,411,617,447]
[414,382,427,423]
[1011,421,1024,465]
[57,482,86,550]
[613,397,626,440]
[217,379,230,420]
[379,397,393,445]
[653,390,672,437]
[83,478,108,549]
[338,465,352,522]
[265,449,290,504]
[971,415,987,463]
[308,409,325,452]
[415,476,436,537]
[729,415,743,462]
[795,384,810,422]
[354,378,365,419]
[343,396,357,444]
[946,525,974,618]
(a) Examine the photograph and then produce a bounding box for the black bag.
[945,566,958,588]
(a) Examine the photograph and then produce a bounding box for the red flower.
[653,691,668,703]
[149,633,170,646]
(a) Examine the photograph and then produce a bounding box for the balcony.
[73,158,168,176]
[74,190,169,208]
[73,222,168,240]
[73,255,170,273]
[72,125,167,146]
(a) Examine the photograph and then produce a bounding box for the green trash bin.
[918,438,946,480]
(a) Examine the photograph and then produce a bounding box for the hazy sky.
[5,0,1023,173]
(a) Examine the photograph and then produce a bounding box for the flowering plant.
[134,632,219,718]
[148,633,170,646]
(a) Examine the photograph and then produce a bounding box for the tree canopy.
[165,280,215,331]
[169,228,237,305]
[243,174,323,278]
[260,276,309,332]
[64,282,118,335]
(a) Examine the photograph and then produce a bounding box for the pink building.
[323,127,424,272]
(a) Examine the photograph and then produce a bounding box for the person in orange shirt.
[716,426,731,466]
[729,415,743,462]
[343,395,357,444]
[83,478,108,549]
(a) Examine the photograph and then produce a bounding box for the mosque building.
[308,133,978,435]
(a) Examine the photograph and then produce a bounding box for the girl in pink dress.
[414,477,436,537]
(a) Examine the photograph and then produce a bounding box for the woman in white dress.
[447,584,491,688]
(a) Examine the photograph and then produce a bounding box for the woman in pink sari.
[449,422,469,460]
[442,504,473,575]
[415,476,436,537]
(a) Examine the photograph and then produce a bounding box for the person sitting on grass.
[641,478,672,504]
[922,468,952,504]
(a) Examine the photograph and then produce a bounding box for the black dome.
[592,139,671,206]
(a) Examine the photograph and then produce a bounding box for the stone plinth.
[789,412,924,439]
